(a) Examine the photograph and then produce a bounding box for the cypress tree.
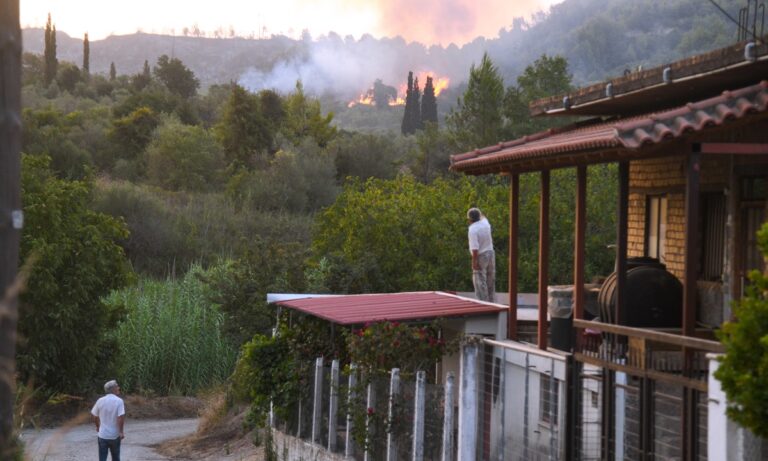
[142,60,151,80]
[109,62,116,81]
[43,14,58,85]
[401,71,415,135]
[82,33,90,75]
[412,77,422,131]
[421,76,438,127]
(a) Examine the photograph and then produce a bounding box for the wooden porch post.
[538,170,550,350]
[574,165,587,321]
[508,173,519,340]
[683,148,700,338]
[682,146,701,461]
[616,161,629,325]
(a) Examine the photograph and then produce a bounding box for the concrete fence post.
[442,372,455,461]
[312,357,324,445]
[328,359,340,452]
[412,370,426,461]
[458,342,479,461]
[345,364,358,458]
[364,381,376,461]
[386,368,401,461]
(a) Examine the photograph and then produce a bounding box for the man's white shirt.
[468,217,493,253]
[91,393,125,439]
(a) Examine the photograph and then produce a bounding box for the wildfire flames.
[348,73,450,108]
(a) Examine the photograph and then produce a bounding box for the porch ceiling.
[449,80,768,176]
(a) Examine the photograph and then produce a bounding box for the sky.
[21,0,562,46]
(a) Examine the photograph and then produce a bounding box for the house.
[449,40,768,460]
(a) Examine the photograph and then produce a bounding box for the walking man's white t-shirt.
[91,393,125,439]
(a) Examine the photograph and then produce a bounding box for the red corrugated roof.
[450,80,768,175]
[274,291,506,325]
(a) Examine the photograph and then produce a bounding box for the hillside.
[22,0,744,133]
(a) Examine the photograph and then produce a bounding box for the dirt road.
[20,418,199,461]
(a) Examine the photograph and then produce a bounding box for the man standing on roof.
[467,207,495,302]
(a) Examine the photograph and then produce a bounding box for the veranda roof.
[450,80,768,175]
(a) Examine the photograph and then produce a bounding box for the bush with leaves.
[17,155,132,393]
[203,240,308,347]
[145,115,225,192]
[716,222,768,437]
[345,320,458,379]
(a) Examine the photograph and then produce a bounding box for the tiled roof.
[274,291,506,325]
[450,81,768,175]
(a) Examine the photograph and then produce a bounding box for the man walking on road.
[467,207,495,302]
[91,380,125,461]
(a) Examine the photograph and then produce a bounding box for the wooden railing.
[572,319,724,391]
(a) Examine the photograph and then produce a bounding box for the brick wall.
[628,155,730,280]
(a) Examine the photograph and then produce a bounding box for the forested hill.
[23,0,742,99]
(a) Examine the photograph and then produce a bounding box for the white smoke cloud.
[238,36,428,99]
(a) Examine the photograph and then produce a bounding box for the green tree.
[716,222,768,437]
[414,122,451,183]
[56,62,82,93]
[282,81,336,147]
[109,106,161,164]
[215,84,273,168]
[204,240,308,347]
[22,108,93,180]
[17,155,132,393]
[154,54,199,99]
[43,13,58,86]
[145,116,225,192]
[109,62,116,81]
[420,76,438,127]
[328,131,406,181]
[82,33,90,74]
[504,54,573,137]
[446,53,505,152]
[22,52,44,87]
[131,59,152,91]
[401,71,421,135]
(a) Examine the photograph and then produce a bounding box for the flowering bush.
[345,319,459,379]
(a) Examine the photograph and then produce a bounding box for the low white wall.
[272,430,347,461]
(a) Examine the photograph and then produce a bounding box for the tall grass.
[106,264,237,395]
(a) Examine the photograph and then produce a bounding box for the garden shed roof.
[272,291,506,325]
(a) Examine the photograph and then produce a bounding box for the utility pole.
[0,0,22,457]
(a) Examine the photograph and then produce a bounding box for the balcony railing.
[573,319,724,391]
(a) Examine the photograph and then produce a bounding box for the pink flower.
[367,407,375,415]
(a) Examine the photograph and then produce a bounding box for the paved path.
[20,418,199,461]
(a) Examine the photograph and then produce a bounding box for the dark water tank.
[598,258,682,327]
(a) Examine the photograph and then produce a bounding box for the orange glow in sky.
[21,0,562,46]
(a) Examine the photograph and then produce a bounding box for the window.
[646,195,668,262]
[540,374,559,426]
[700,192,726,281]
[740,177,767,277]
